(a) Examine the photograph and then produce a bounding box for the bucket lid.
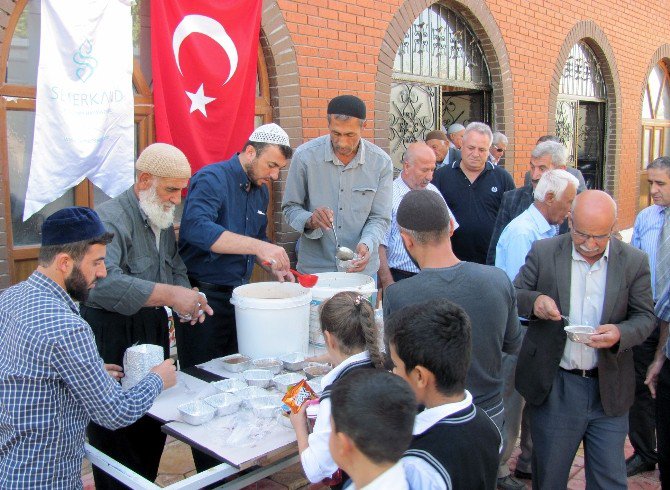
[230,282,312,310]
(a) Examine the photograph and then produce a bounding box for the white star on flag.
[185,83,216,116]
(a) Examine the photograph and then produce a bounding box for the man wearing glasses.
[513,190,655,489]
[489,132,508,166]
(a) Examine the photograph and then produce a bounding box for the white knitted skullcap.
[136,143,191,179]
[249,123,290,147]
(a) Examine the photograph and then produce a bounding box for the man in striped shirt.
[378,142,458,289]
[627,156,670,476]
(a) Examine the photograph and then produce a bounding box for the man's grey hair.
[327,114,365,126]
[491,132,508,146]
[463,122,493,146]
[534,169,579,202]
[531,141,568,167]
[648,156,670,173]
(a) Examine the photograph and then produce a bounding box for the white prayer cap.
[249,123,290,147]
[447,123,466,135]
[136,143,191,179]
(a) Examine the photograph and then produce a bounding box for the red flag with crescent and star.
[151,0,262,173]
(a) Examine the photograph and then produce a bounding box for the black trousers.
[656,360,670,488]
[174,286,236,370]
[174,285,237,475]
[80,306,170,489]
[629,324,660,464]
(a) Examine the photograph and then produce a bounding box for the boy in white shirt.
[329,369,416,490]
[386,300,503,490]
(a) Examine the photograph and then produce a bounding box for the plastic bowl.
[243,369,274,388]
[220,354,252,373]
[564,325,596,344]
[280,352,307,372]
[203,392,242,416]
[211,378,248,394]
[252,358,283,375]
[251,395,283,418]
[237,386,270,407]
[178,400,216,426]
[303,363,332,379]
[273,372,306,394]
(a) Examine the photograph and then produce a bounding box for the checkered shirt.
[0,272,162,489]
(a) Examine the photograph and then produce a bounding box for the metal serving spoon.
[330,221,355,261]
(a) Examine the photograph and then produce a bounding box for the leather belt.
[560,366,598,378]
[188,277,235,293]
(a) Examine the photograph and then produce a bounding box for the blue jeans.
[529,369,628,489]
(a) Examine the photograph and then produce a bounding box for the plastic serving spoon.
[262,261,318,288]
[290,268,318,288]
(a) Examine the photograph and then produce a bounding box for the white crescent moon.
[172,14,238,85]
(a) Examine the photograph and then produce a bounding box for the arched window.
[389,3,491,166]
[555,41,607,189]
[639,61,670,209]
[1,0,273,283]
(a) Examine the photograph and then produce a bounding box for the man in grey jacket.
[514,190,655,489]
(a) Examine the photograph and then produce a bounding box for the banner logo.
[73,39,98,82]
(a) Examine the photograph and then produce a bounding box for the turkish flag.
[151,0,262,173]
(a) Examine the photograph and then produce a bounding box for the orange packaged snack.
[281,379,317,414]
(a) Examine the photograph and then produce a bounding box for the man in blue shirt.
[496,169,578,280]
[178,123,294,369]
[646,284,670,487]
[433,122,515,264]
[0,207,175,489]
[627,156,670,476]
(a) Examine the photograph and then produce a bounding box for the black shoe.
[514,468,532,480]
[626,453,656,477]
[497,475,526,490]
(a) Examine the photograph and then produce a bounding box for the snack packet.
[282,379,317,414]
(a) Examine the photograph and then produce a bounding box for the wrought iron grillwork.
[442,91,489,127]
[559,42,606,100]
[388,83,438,166]
[393,3,491,89]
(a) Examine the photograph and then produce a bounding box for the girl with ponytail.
[290,291,383,487]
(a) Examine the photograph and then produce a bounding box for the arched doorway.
[555,41,607,190]
[0,0,276,283]
[640,60,670,209]
[388,3,492,167]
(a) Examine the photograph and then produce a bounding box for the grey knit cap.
[249,123,290,147]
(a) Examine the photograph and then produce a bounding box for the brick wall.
[270,0,670,232]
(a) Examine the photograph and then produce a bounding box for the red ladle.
[262,261,318,287]
[290,268,318,288]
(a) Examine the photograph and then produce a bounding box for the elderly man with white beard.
[80,143,213,490]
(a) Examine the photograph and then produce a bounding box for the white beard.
[138,185,176,230]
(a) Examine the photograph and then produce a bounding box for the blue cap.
[41,206,107,246]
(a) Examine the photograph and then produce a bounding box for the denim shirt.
[179,154,269,286]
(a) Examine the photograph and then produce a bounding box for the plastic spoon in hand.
[261,261,318,287]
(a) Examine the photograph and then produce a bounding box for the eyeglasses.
[571,228,612,242]
[492,145,505,153]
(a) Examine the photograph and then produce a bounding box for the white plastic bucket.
[230,282,312,359]
[309,273,376,346]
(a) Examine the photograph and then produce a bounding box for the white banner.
[24,0,134,220]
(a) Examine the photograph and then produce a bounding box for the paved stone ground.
[82,435,661,489]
